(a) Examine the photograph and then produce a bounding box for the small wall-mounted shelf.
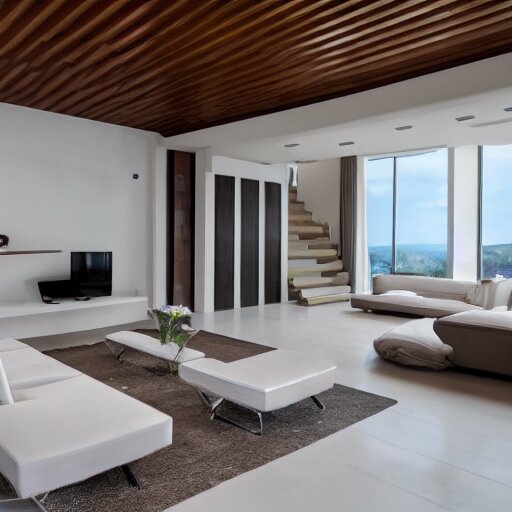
[0,250,62,256]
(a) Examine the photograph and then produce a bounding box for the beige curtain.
[340,156,357,288]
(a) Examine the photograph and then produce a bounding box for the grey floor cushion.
[374,318,454,370]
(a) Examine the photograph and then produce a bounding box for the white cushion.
[179,349,336,412]
[465,277,512,309]
[381,290,418,297]
[1,375,172,498]
[0,356,14,405]
[374,318,453,370]
[0,338,29,353]
[1,347,81,390]
[373,274,475,301]
[106,330,205,363]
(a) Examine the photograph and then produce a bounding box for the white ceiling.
[164,53,512,163]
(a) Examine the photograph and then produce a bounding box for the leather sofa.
[434,310,512,376]
[0,337,172,498]
[351,274,512,318]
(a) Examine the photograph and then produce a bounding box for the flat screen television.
[70,252,112,297]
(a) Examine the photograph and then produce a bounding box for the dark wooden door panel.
[241,179,259,308]
[215,175,235,311]
[265,182,281,304]
[167,150,195,309]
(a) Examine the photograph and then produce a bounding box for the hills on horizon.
[369,242,512,278]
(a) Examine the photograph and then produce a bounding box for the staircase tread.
[289,225,325,233]
[288,249,337,257]
[287,260,344,277]
[300,285,351,298]
[291,273,349,289]
[299,294,350,306]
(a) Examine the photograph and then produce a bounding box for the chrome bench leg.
[311,395,326,411]
[195,390,263,435]
[0,497,48,511]
[122,465,140,489]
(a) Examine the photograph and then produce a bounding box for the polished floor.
[166,302,512,512]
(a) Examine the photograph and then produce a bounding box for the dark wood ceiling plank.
[38,0,329,113]
[61,1,429,121]
[2,0,186,104]
[29,1,282,107]
[87,0,507,129]
[1,0,512,135]
[0,0,70,55]
[141,25,512,136]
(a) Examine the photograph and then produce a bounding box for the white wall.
[0,102,158,303]
[448,146,480,281]
[297,159,340,247]
[193,154,288,312]
[193,148,215,313]
[152,144,168,307]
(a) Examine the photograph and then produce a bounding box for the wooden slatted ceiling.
[1,0,512,136]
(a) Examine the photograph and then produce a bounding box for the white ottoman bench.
[179,349,336,434]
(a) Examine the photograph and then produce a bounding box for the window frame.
[477,145,483,279]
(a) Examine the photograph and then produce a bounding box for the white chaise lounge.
[0,338,172,500]
[351,274,512,317]
[179,349,336,434]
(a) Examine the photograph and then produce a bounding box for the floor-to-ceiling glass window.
[367,157,394,277]
[480,145,512,278]
[366,148,448,279]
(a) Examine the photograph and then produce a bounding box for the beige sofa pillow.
[465,276,511,309]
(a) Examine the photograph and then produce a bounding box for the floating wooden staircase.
[288,188,351,305]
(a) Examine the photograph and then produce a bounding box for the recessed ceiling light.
[455,115,475,121]
[338,141,355,146]
[395,125,413,131]
[284,143,300,148]
[504,107,512,112]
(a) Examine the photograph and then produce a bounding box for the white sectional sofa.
[0,338,172,499]
[351,274,512,318]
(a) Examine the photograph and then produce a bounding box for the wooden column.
[265,182,282,304]
[241,179,259,307]
[214,175,235,310]
[167,150,195,308]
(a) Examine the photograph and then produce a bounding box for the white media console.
[0,296,149,339]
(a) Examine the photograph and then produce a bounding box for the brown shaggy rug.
[37,330,396,512]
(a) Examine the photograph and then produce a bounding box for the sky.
[366,149,448,247]
[481,145,512,246]
[367,145,512,249]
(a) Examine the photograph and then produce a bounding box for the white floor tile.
[164,302,512,511]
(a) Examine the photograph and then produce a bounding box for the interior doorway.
[167,150,195,309]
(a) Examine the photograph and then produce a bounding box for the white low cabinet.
[0,297,149,339]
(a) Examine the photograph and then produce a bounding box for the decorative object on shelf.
[0,234,9,252]
[0,250,62,256]
[151,305,194,373]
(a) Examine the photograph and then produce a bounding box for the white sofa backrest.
[373,275,475,301]
[484,279,512,310]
